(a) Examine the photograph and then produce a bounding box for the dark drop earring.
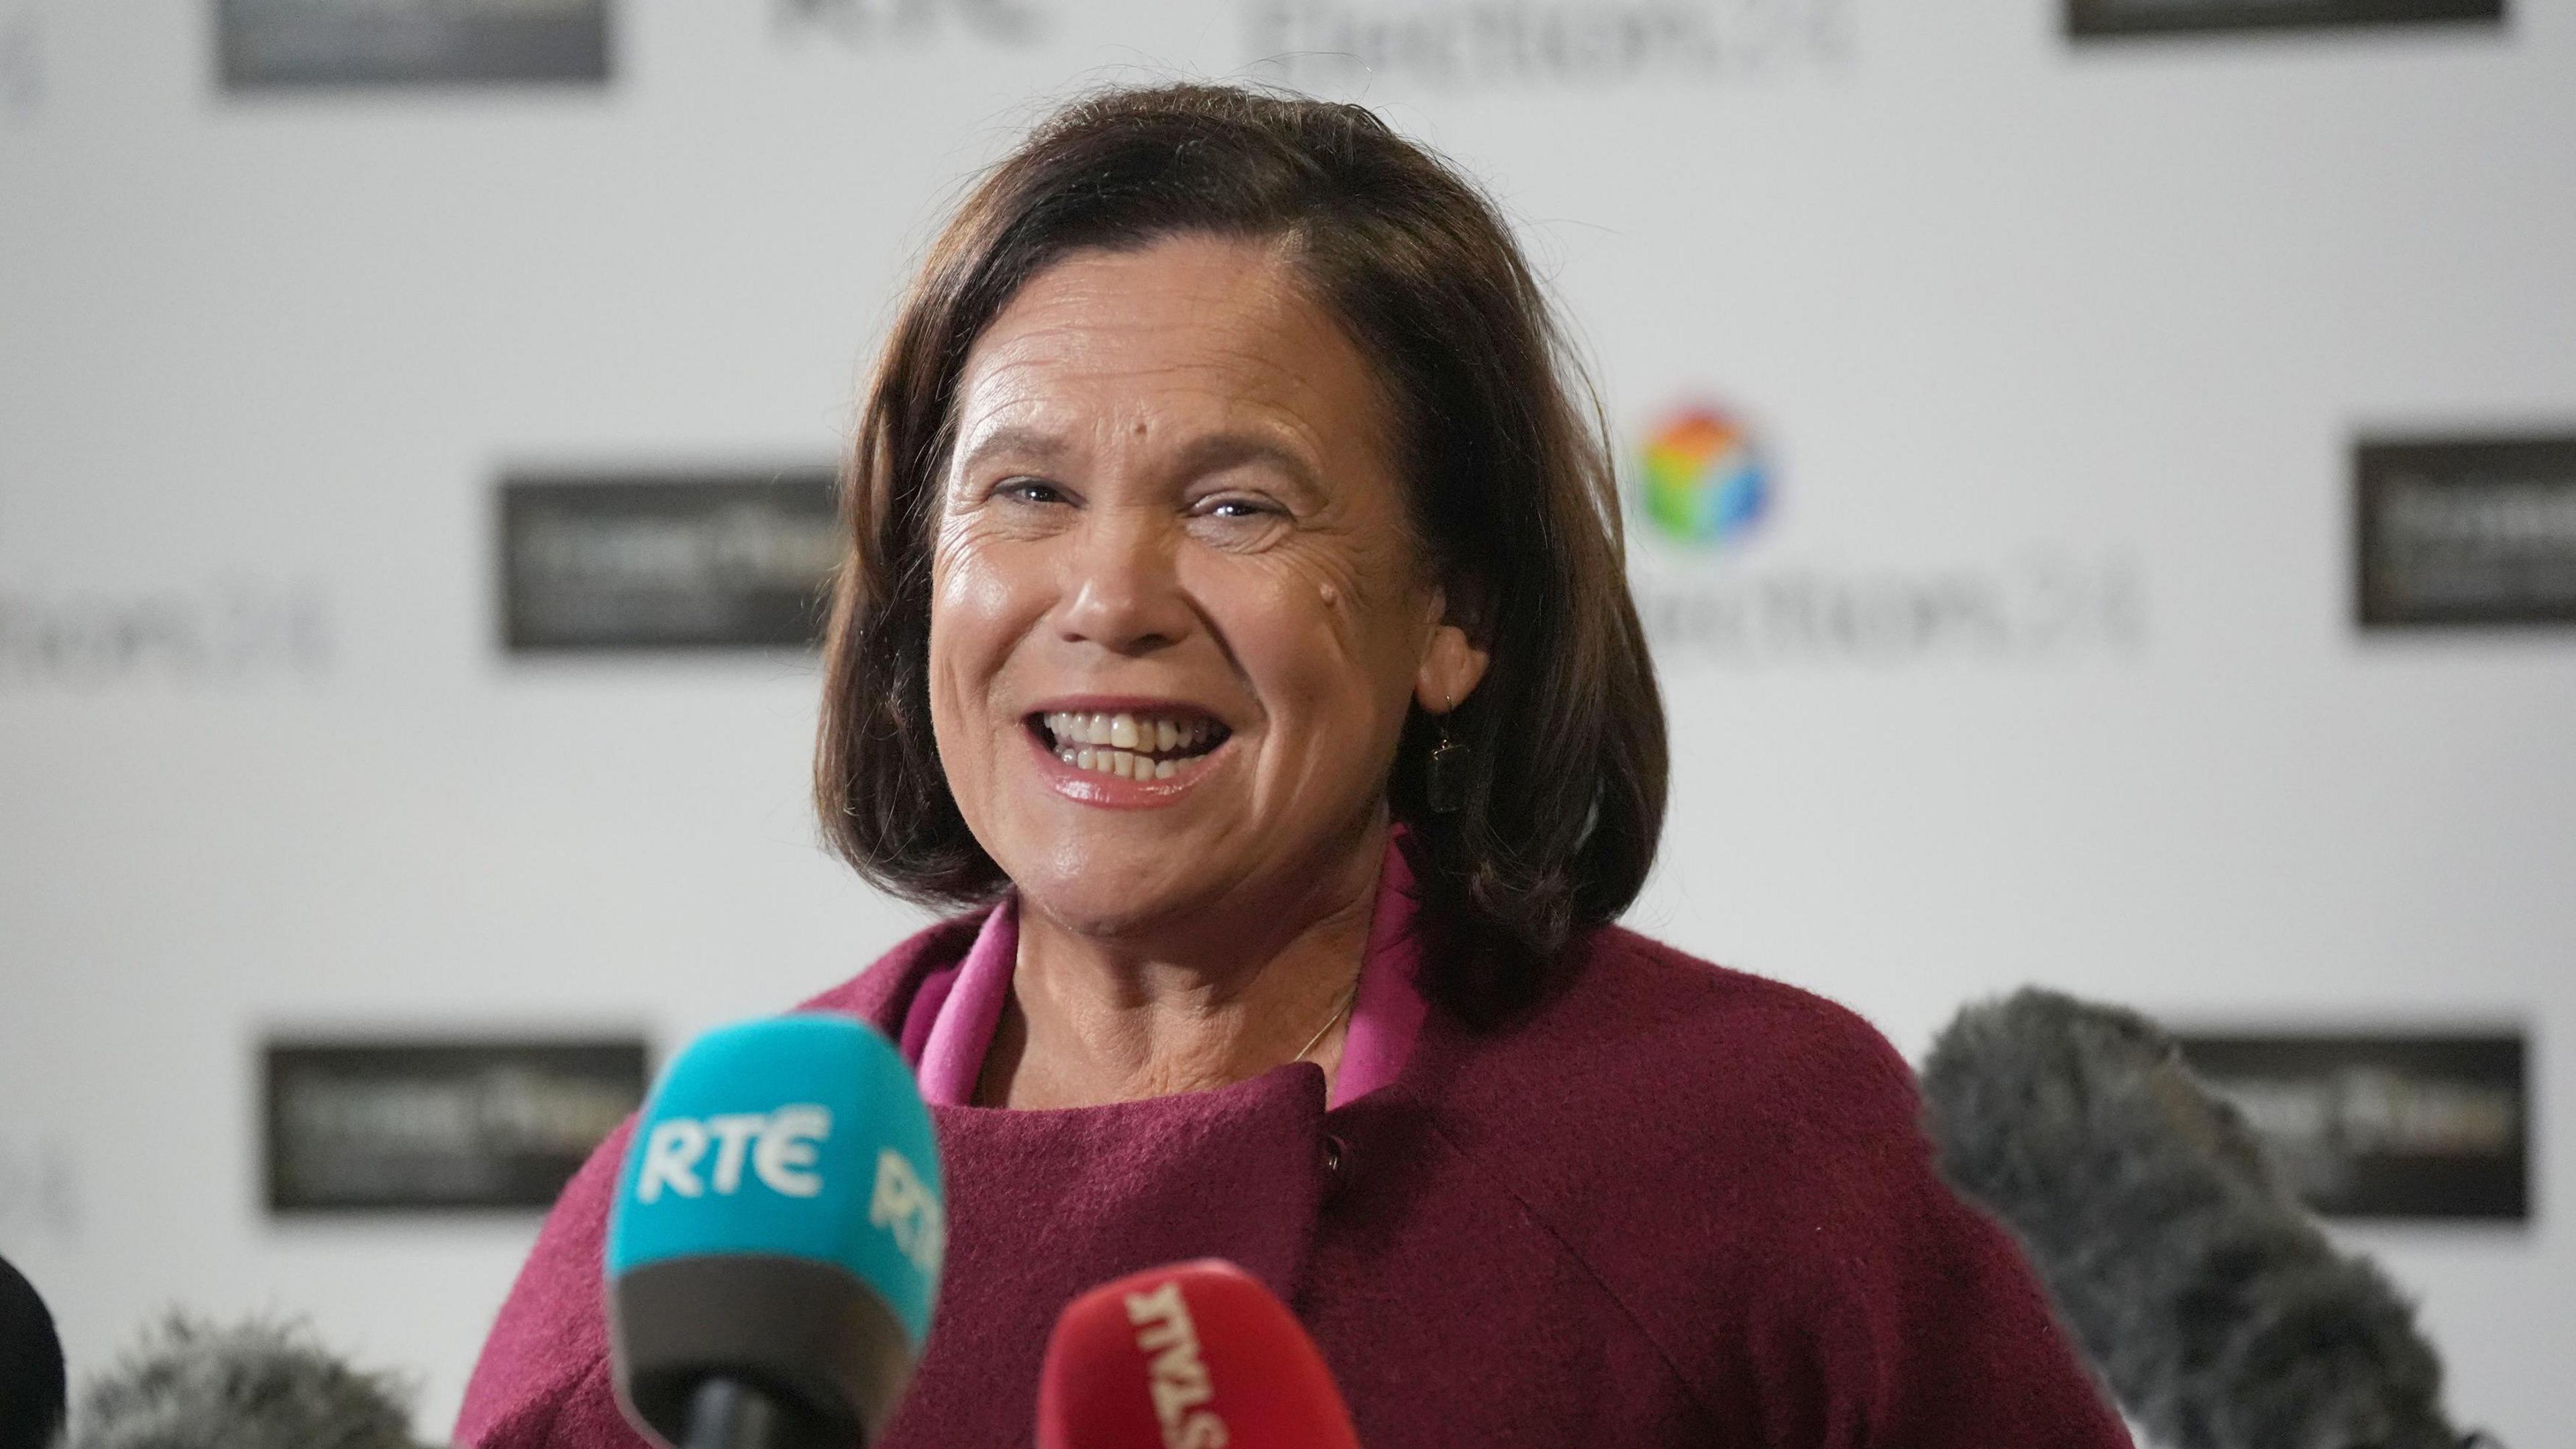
[1426,700,1468,814]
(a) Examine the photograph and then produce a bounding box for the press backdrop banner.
[216,0,612,90]
[265,1038,648,1212]
[6,2,2571,1440]
[498,470,841,653]
[2067,0,2504,38]
[2356,434,2576,628]
[2178,1032,2531,1222]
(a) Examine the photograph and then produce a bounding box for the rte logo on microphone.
[869,1147,944,1276]
[633,1106,833,1202]
[630,1103,947,1276]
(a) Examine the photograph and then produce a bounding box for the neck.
[981,818,1389,1109]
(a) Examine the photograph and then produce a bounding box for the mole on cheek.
[1318,582,1340,607]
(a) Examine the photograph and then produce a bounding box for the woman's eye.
[1196,496,1281,521]
[996,478,1070,506]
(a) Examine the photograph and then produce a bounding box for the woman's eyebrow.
[956,424,1072,476]
[1170,431,1322,494]
[955,424,1323,496]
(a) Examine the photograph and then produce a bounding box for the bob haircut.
[816,83,1667,1019]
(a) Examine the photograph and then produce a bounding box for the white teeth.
[1042,708,1226,781]
[1053,745,1212,782]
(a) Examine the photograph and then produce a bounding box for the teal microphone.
[606,1014,946,1449]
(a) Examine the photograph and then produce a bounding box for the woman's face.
[927,233,1478,941]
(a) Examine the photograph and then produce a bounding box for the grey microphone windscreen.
[68,1313,428,1449]
[1921,988,2472,1449]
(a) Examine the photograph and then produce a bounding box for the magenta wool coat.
[457,912,2132,1448]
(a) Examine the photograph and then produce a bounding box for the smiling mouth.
[1030,709,1232,782]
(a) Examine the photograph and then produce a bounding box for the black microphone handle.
[682,1377,850,1449]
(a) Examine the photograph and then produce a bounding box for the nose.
[1054,504,1193,657]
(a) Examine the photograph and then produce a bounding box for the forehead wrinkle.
[960,358,1334,476]
[961,333,1290,435]
[973,249,1354,396]
[954,239,1398,495]
[975,325,1322,407]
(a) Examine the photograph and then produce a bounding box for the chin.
[1008,855,1226,941]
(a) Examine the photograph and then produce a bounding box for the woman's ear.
[1415,620,1492,714]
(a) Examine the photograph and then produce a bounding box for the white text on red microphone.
[1124,1281,1230,1449]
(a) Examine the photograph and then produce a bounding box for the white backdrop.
[3,0,2571,1440]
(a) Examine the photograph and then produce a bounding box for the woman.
[459,85,2129,1447]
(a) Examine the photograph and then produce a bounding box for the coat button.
[1322,1134,1347,1176]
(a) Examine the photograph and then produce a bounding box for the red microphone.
[1035,1258,1361,1449]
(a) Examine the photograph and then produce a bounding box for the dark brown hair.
[816,83,1666,1019]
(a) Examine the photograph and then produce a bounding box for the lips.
[1030,708,1232,782]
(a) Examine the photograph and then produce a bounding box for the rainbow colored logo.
[1638,406,1768,547]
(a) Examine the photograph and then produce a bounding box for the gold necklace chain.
[1291,975,1362,1064]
